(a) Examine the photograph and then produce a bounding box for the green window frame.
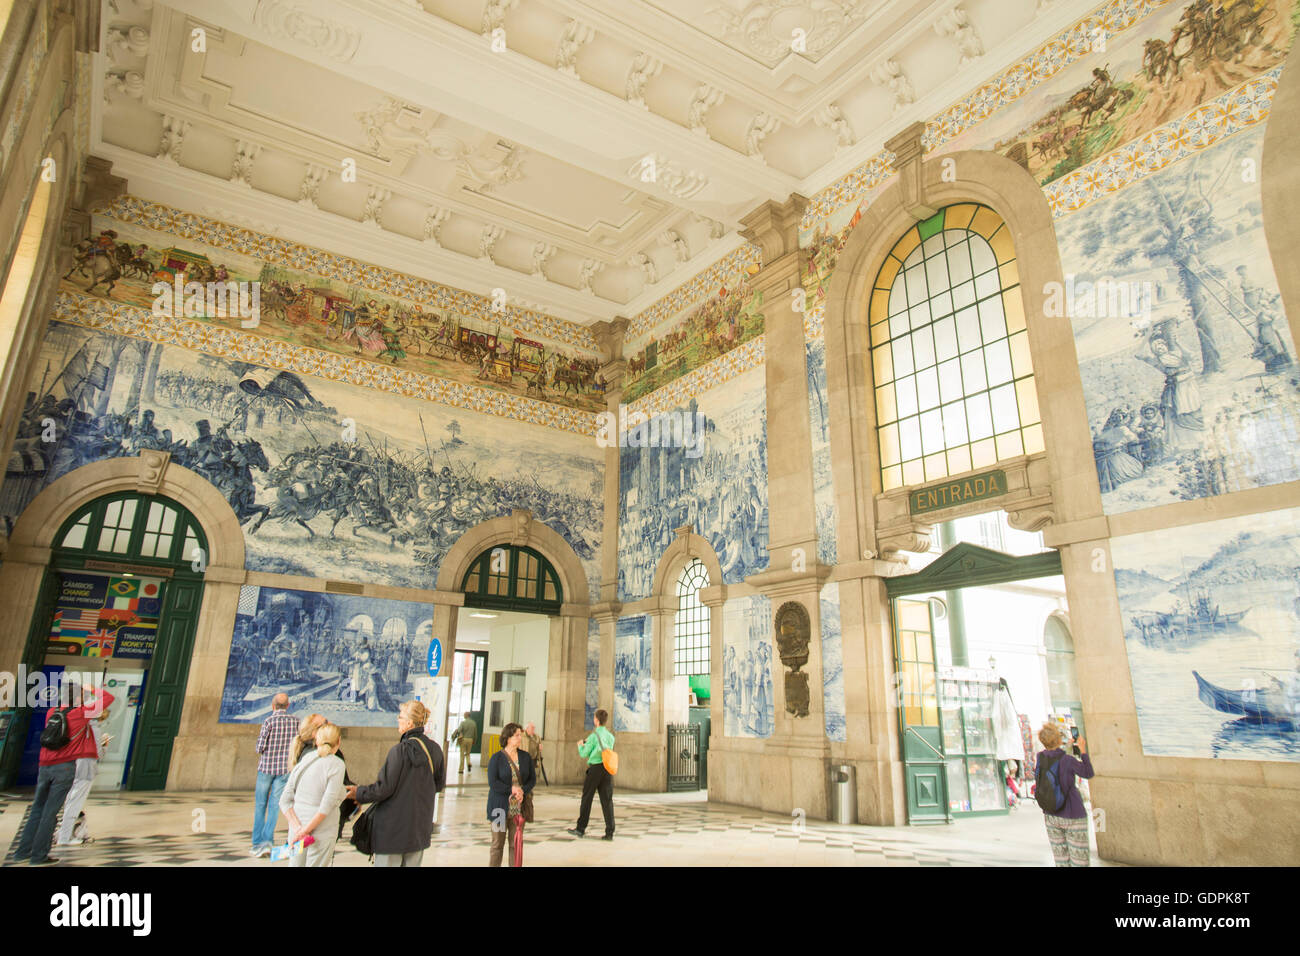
[869,203,1043,491]
[461,544,563,614]
[54,492,208,572]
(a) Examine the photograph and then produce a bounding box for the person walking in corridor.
[251,692,296,858]
[451,711,477,775]
[1035,722,1095,867]
[567,709,615,841]
[16,680,114,865]
[486,722,535,866]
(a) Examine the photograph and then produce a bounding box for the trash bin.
[829,764,856,825]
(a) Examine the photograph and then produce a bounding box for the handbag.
[349,805,375,856]
[521,790,534,823]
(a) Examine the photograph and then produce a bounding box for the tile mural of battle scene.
[623,274,763,403]
[219,584,438,727]
[3,322,604,593]
[617,366,769,602]
[723,594,774,739]
[954,0,1297,185]
[1055,125,1300,512]
[60,215,608,412]
[614,615,651,734]
[1113,508,1300,762]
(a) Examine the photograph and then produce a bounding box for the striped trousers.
[1043,813,1090,867]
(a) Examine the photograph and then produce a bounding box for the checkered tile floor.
[0,785,1089,866]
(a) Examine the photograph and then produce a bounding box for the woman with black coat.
[345,700,446,867]
[486,722,535,867]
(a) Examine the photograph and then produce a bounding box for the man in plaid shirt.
[251,693,296,857]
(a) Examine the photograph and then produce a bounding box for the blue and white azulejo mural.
[723,594,774,738]
[613,614,651,733]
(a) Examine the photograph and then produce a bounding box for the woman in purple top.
[1037,722,1094,867]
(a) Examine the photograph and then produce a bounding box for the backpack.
[1034,751,1069,813]
[39,707,75,750]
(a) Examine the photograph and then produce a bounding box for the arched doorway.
[0,492,208,790]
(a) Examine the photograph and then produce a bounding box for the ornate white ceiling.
[91,0,1095,325]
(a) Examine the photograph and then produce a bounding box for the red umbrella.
[511,814,524,867]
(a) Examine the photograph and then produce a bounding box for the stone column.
[546,609,592,785]
[591,318,628,604]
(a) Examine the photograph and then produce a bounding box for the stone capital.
[588,601,623,624]
[744,564,832,601]
[884,122,936,222]
[747,250,805,300]
[590,316,630,363]
[739,194,808,265]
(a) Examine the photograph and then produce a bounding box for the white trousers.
[57,763,97,844]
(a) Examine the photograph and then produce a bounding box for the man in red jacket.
[15,680,114,865]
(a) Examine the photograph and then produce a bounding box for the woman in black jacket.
[345,700,446,867]
[486,722,535,867]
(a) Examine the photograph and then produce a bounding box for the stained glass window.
[870,204,1042,492]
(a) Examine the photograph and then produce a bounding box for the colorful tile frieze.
[95,196,599,352]
[54,291,599,437]
[626,244,761,340]
[626,335,765,419]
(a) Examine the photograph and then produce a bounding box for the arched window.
[55,492,207,568]
[461,544,563,613]
[869,203,1042,491]
[673,558,710,676]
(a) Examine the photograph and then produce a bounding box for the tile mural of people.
[617,366,769,602]
[1112,508,1300,762]
[220,585,434,727]
[613,615,651,733]
[1055,125,1300,512]
[723,594,774,739]
[1,322,604,594]
[821,582,846,742]
[806,337,838,566]
[585,617,600,730]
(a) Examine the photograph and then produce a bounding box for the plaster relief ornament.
[688,84,725,135]
[230,141,262,187]
[626,155,709,199]
[578,259,605,293]
[774,600,812,718]
[626,53,663,110]
[531,241,557,275]
[556,20,595,78]
[157,114,190,164]
[934,6,983,65]
[708,0,869,61]
[460,144,526,193]
[423,207,450,244]
[253,0,361,62]
[355,97,471,162]
[628,252,658,285]
[813,102,855,148]
[659,230,690,263]
[479,224,504,260]
[481,0,520,34]
[103,69,144,102]
[362,186,390,228]
[745,112,780,159]
[695,213,727,239]
[106,24,150,60]
[298,164,327,207]
[870,58,915,112]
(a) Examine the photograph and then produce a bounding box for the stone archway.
[436,509,592,785]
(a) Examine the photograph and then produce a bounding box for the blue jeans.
[253,770,288,849]
[16,761,76,861]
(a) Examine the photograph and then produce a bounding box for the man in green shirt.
[450,712,477,775]
[567,709,615,840]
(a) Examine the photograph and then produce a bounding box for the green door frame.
[0,492,208,791]
[887,542,1063,823]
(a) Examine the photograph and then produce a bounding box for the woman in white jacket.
[279,722,347,867]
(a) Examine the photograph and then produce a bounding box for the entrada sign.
[909,469,1008,515]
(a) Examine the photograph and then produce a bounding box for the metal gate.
[667,723,701,791]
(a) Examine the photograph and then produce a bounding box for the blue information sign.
[427,638,442,677]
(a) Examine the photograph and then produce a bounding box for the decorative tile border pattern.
[626,334,766,417]
[804,301,827,341]
[1046,66,1279,219]
[95,196,600,353]
[55,290,600,437]
[626,243,761,341]
[801,0,1174,230]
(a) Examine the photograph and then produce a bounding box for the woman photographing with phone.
[1034,722,1094,867]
